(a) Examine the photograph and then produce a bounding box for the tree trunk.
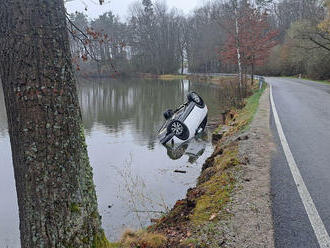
[251,60,255,85]
[105,43,111,61]
[233,0,243,92]
[0,1,108,247]
[181,50,184,75]
[100,43,106,62]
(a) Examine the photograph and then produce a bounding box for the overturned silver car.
[158,92,208,145]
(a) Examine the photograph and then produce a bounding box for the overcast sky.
[65,0,202,21]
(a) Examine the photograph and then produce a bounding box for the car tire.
[167,120,189,140]
[187,92,205,108]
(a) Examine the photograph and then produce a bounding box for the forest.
[69,0,330,80]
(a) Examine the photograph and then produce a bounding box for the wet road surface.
[267,77,330,248]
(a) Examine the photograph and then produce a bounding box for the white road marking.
[270,85,330,248]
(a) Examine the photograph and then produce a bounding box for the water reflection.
[78,78,223,147]
[165,132,207,162]
[0,78,232,246]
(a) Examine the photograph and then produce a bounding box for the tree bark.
[181,49,184,75]
[0,1,108,247]
[251,56,255,85]
[233,0,243,92]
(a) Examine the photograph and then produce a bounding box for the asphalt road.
[267,77,330,248]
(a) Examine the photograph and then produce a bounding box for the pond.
[0,77,235,246]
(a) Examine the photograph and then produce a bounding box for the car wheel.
[167,120,189,140]
[187,92,205,108]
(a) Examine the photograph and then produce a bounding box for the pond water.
[0,78,233,246]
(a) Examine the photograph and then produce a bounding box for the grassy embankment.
[108,83,266,248]
[282,76,330,85]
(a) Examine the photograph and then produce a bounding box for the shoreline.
[110,83,274,247]
[136,73,238,86]
[76,72,238,86]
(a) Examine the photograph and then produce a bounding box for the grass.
[140,73,237,85]
[108,243,121,248]
[213,83,266,140]
[186,74,237,85]
[119,229,167,248]
[107,230,167,248]
[225,84,266,135]
[191,144,239,224]
[137,73,188,80]
[158,74,188,80]
[281,76,330,85]
[176,140,240,247]
[238,85,266,129]
[301,78,330,85]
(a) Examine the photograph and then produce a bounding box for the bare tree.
[232,0,244,89]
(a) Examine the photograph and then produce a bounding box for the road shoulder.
[224,86,275,247]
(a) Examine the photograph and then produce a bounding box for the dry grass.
[186,75,237,86]
[158,74,187,80]
[119,229,167,248]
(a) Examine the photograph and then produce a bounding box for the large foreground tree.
[0,1,109,247]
